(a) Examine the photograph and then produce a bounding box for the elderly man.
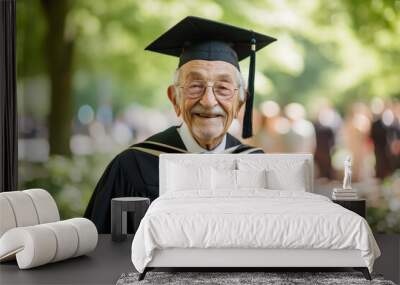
[84,16,276,233]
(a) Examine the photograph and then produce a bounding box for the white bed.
[131,154,380,280]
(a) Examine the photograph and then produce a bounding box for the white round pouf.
[0,196,17,237]
[0,189,98,269]
[0,226,57,269]
[23,189,60,224]
[0,191,39,227]
[67,218,98,257]
[0,218,98,269]
[42,221,79,262]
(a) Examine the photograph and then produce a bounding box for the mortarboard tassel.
[242,36,256,139]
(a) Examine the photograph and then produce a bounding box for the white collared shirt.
[177,123,227,153]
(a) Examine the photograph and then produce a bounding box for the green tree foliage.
[17,0,400,153]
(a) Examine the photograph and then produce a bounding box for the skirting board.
[147,248,366,267]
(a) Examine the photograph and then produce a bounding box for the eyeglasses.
[177,80,239,100]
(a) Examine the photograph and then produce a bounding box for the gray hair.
[173,68,247,102]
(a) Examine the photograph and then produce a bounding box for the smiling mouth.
[193,113,224,119]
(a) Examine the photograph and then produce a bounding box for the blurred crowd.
[19,97,400,182]
[237,98,400,182]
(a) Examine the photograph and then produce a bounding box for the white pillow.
[267,167,307,192]
[237,158,307,191]
[166,157,236,171]
[236,169,267,189]
[211,168,268,191]
[167,162,212,191]
[212,168,236,190]
[266,166,306,191]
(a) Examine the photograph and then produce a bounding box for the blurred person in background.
[392,101,400,170]
[370,99,400,179]
[281,103,316,154]
[254,100,285,153]
[312,104,341,179]
[341,102,374,182]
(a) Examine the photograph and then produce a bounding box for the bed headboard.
[159,154,314,195]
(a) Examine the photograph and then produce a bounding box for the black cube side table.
[111,197,150,242]
[332,199,366,218]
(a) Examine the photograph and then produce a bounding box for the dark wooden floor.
[0,234,398,284]
[373,234,400,284]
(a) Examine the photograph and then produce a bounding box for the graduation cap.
[145,16,276,138]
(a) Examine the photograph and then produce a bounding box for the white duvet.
[131,190,380,273]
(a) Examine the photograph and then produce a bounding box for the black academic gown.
[84,126,263,233]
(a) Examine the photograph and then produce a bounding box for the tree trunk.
[40,0,74,156]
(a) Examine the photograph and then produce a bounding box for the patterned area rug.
[116,271,395,285]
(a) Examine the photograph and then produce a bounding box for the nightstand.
[332,199,366,218]
[111,197,150,242]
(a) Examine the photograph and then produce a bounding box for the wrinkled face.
[171,60,244,146]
